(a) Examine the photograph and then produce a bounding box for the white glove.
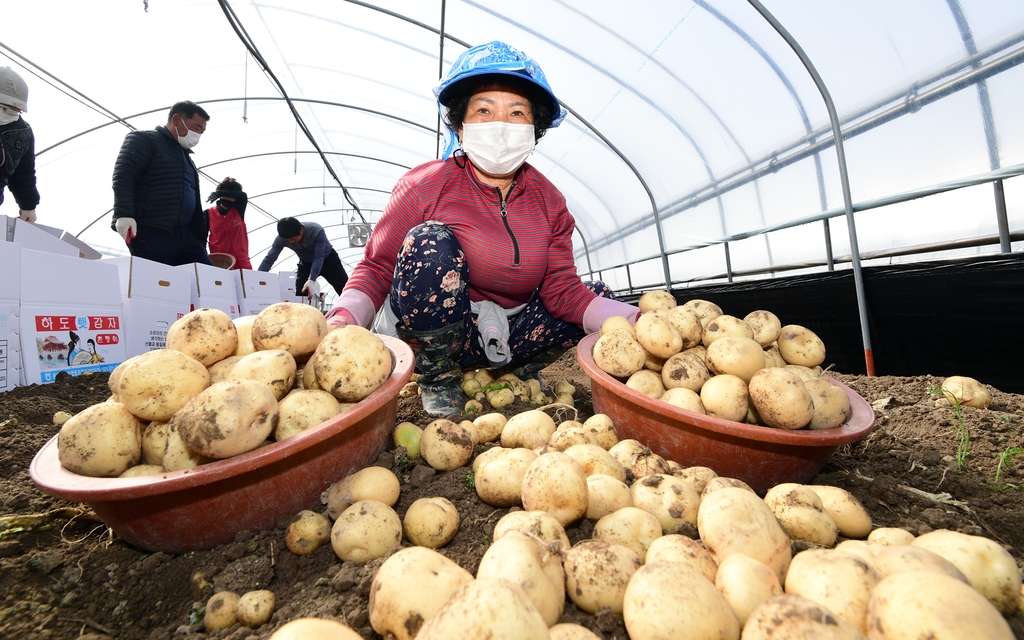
[18,209,37,223]
[302,279,321,300]
[115,217,137,244]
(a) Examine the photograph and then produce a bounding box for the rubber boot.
[396,321,465,417]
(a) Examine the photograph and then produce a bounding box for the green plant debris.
[989,446,1024,491]
[464,472,476,489]
[930,386,970,471]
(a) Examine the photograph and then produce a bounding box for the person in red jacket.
[325,41,640,416]
[205,177,252,270]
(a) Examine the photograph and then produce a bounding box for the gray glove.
[115,217,137,243]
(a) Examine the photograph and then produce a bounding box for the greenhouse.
[3,3,1024,639]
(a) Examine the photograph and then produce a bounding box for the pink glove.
[325,308,356,328]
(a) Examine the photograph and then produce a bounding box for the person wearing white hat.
[324,41,640,416]
[0,67,39,223]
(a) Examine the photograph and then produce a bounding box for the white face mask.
[0,108,20,126]
[175,116,202,149]
[460,122,535,176]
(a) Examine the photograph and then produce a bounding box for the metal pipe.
[994,180,1011,253]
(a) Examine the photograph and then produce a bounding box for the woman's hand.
[325,308,356,329]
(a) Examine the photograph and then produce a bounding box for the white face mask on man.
[460,122,535,176]
[175,115,202,149]
[0,107,21,126]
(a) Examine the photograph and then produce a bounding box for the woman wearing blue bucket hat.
[326,41,640,416]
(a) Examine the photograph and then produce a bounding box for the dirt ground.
[2,349,1024,640]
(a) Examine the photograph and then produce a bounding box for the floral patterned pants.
[389,221,614,370]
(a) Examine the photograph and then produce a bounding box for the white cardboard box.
[278,270,298,301]
[19,248,127,384]
[109,256,193,358]
[5,217,79,257]
[0,241,22,392]
[176,262,241,318]
[59,231,104,260]
[235,269,280,316]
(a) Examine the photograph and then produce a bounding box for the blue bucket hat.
[434,41,568,159]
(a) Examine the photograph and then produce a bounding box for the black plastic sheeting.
[629,254,1024,394]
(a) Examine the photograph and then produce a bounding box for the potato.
[521,452,589,526]
[624,561,740,640]
[269,618,361,640]
[748,368,814,430]
[563,443,626,481]
[763,344,786,368]
[784,364,822,382]
[299,362,319,390]
[700,374,749,422]
[141,421,171,466]
[804,378,852,429]
[232,315,258,357]
[204,591,240,631]
[743,594,868,640]
[764,483,838,547]
[414,578,549,640]
[608,438,647,469]
[251,302,330,361]
[501,409,556,450]
[665,306,703,349]
[167,307,238,366]
[646,534,718,583]
[420,419,474,471]
[632,451,671,479]
[867,571,1013,639]
[660,351,710,392]
[777,324,826,367]
[330,500,402,562]
[311,325,391,402]
[57,402,143,477]
[107,354,142,402]
[911,528,1022,615]
[643,352,666,373]
[275,389,341,441]
[701,475,755,498]
[868,527,916,546]
[586,474,633,520]
[715,553,782,627]
[634,313,683,359]
[659,387,706,414]
[939,375,991,409]
[600,314,636,336]
[630,474,700,534]
[403,496,460,548]
[493,510,571,552]
[477,530,565,626]
[871,544,968,582]
[285,510,332,555]
[161,423,213,471]
[785,548,878,633]
[475,447,537,507]
[680,299,723,328]
[805,485,872,539]
[673,466,717,494]
[638,290,677,313]
[705,336,766,384]
[582,413,619,449]
[593,506,663,562]
[119,464,164,478]
[698,487,792,583]
[834,539,880,567]
[549,426,599,451]
[326,466,400,519]
[369,546,474,640]
[624,368,665,398]
[171,379,278,459]
[702,314,754,348]
[236,589,275,628]
[229,348,296,401]
[564,539,642,614]
[116,349,211,422]
[207,354,243,384]
[458,419,480,445]
[549,624,602,640]
[592,328,647,378]
[744,310,782,348]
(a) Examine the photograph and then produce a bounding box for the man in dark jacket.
[0,67,39,223]
[111,101,213,266]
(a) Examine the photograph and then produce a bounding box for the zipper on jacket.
[498,186,521,265]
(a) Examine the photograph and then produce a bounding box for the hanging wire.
[216,0,366,222]
[242,50,249,123]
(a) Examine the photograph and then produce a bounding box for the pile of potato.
[56,303,393,478]
[592,292,852,431]
[255,405,1020,639]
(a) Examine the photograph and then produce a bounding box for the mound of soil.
[2,350,1023,639]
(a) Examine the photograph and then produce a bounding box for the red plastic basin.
[576,332,875,493]
[29,335,414,553]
